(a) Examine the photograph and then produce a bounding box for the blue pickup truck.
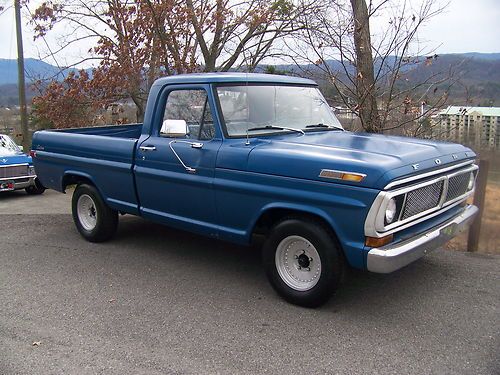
[32,73,478,306]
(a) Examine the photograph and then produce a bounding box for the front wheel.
[262,218,344,307]
[72,184,118,242]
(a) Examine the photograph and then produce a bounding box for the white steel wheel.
[275,235,322,291]
[77,194,98,231]
[263,218,343,307]
[72,184,118,242]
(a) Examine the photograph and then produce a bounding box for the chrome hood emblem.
[0,158,7,163]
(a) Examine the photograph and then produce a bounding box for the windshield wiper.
[305,123,343,131]
[247,125,305,135]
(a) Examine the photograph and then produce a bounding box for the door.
[134,86,221,237]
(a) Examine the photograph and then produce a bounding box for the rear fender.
[62,171,103,198]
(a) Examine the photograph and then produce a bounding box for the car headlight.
[467,172,475,190]
[385,198,398,224]
[29,166,36,176]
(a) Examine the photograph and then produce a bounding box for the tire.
[262,218,344,307]
[25,178,46,195]
[72,184,118,242]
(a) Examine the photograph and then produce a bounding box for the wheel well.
[62,174,94,192]
[253,208,334,237]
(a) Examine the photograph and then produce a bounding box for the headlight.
[29,166,36,176]
[385,198,398,224]
[467,172,475,190]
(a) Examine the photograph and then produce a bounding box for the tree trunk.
[350,0,382,133]
[131,94,145,123]
[203,57,217,72]
[136,104,145,123]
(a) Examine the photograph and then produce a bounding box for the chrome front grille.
[368,163,478,237]
[401,180,444,220]
[446,173,470,202]
[0,164,29,178]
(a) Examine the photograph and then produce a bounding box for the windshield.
[0,134,22,156]
[216,85,343,137]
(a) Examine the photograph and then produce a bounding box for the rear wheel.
[262,218,343,307]
[72,184,118,242]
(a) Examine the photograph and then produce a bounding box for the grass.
[447,182,500,254]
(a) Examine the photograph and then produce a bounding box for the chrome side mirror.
[160,119,188,137]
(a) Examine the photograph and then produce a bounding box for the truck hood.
[246,131,475,190]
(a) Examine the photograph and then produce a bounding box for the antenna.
[245,68,250,146]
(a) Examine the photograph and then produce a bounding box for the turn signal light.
[319,169,366,182]
[341,173,365,182]
[365,235,393,248]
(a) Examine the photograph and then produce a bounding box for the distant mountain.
[265,53,500,106]
[0,53,499,105]
[0,58,77,85]
[459,52,500,61]
[0,83,39,107]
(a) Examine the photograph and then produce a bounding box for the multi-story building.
[432,106,500,149]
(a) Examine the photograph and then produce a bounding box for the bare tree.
[185,0,316,72]
[29,0,318,127]
[288,0,454,134]
[30,0,193,122]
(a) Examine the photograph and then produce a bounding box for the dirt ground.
[447,182,500,254]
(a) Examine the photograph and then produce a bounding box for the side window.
[161,89,215,140]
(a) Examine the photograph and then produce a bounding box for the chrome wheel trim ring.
[77,194,97,231]
[275,235,322,291]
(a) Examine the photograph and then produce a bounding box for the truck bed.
[57,123,143,138]
[32,124,143,215]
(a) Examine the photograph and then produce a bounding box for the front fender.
[250,202,340,238]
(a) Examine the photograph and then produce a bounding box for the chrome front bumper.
[0,175,37,191]
[367,204,478,273]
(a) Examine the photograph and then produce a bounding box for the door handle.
[140,145,157,151]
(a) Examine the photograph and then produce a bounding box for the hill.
[268,53,500,106]
[1,53,499,106]
[0,58,75,85]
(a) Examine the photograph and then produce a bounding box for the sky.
[0,0,499,67]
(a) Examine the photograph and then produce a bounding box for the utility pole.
[14,0,30,152]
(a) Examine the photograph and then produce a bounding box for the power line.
[24,3,65,80]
